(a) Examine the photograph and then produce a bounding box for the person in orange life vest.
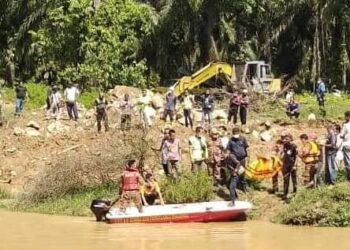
[207,128,223,183]
[119,160,144,213]
[299,134,320,187]
[140,171,165,206]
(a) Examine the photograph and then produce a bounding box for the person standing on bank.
[227,127,249,192]
[95,92,108,133]
[47,85,62,119]
[324,124,338,185]
[340,111,350,181]
[64,83,80,121]
[240,89,249,126]
[15,81,28,117]
[299,134,320,187]
[281,134,298,200]
[228,90,241,125]
[181,90,194,129]
[163,90,177,126]
[189,127,208,173]
[201,90,214,127]
[119,94,134,131]
[316,78,326,116]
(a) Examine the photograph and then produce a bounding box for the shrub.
[18,129,154,205]
[78,89,99,109]
[274,183,350,227]
[0,186,11,199]
[161,171,214,204]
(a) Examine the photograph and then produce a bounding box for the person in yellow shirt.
[140,172,165,206]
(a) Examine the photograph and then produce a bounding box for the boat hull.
[106,201,252,224]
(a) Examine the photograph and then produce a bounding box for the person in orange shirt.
[140,171,165,206]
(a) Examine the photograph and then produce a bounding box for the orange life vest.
[122,169,140,191]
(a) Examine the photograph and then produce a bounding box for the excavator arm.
[170,62,235,97]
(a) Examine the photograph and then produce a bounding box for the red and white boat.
[106,201,252,224]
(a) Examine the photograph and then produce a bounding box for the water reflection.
[1,211,349,250]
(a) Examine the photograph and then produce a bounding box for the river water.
[1,211,350,250]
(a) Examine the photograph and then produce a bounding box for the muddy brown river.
[1,211,350,250]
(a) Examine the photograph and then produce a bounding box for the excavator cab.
[242,61,274,93]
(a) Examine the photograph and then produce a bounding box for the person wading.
[227,127,249,192]
[119,160,144,213]
[299,134,320,187]
[228,90,241,125]
[119,94,134,131]
[181,90,194,129]
[95,92,108,133]
[281,134,298,199]
[189,127,208,173]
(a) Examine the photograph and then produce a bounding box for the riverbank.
[1,86,350,226]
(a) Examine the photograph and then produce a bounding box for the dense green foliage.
[1,0,350,90]
[161,171,214,204]
[274,182,350,227]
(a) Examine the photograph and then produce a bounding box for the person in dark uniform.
[281,133,298,200]
[95,92,108,132]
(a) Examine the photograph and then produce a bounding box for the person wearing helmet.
[95,92,108,132]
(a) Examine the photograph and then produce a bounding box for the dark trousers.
[66,102,78,120]
[121,114,131,130]
[282,166,297,196]
[163,109,174,122]
[228,176,239,204]
[240,107,247,125]
[162,163,171,176]
[183,109,193,128]
[286,111,300,119]
[228,107,239,124]
[97,111,108,132]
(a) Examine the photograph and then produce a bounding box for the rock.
[193,110,202,123]
[25,128,41,137]
[151,94,164,109]
[252,130,260,139]
[308,113,316,121]
[26,120,40,130]
[213,109,228,120]
[76,127,84,132]
[244,128,251,134]
[260,130,273,142]
[13,127,25,136]
[264,121,272,128]
[47,121,70,134]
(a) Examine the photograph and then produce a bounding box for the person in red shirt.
[119,160,144,213]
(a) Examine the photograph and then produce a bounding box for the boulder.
[252,130,260,139]
[193,110,202,123]
[26,120,40,130]
[25,128,41,137]
[47,121,70,134]
[308,113,316,121]
[151,94,164,109]
[213,109,228,120]
[260,130,273,142]
[13,127,25,136]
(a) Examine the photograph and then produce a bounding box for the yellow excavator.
[170,61,281,96]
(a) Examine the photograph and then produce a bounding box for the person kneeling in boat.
[221,149,242,206]
[140,171,165,206]
[119,160,144,213]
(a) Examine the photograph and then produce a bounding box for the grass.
[0,186,12,199]
[274,182,350,227]
[16,183,118,217]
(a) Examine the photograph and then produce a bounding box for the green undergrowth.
[0,186,12,199]
[161,171,214,204]
[274,182,350,227]
[15,183,118,217]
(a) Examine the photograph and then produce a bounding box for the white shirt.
[51,92,62,106]
[189,136,207,161]
[64,87,79,102]
[341,122,350,147]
